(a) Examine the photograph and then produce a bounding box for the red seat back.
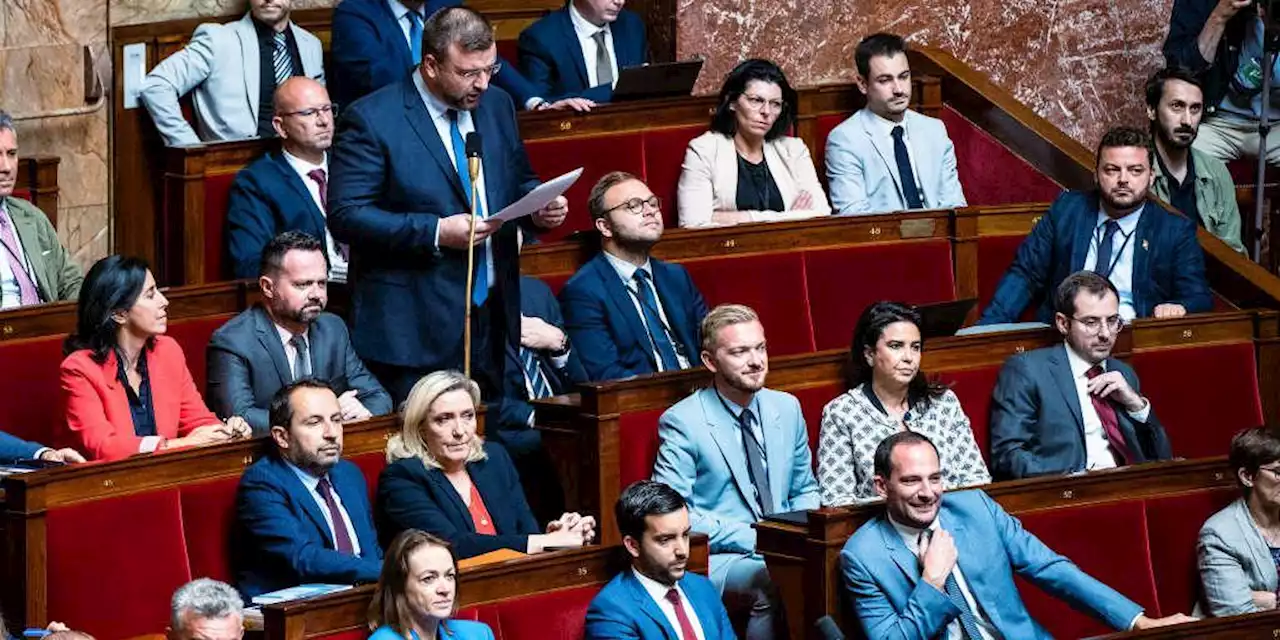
[682,252,816,356]
[490,585,600,640]
[0,334,65,444]
[941,107,1061,206]
[11,188,32,201]
[790,384,843,468]
[935,366,1002,464]
[525,134,646,242]
[538,273,572,296]
[166,314,234,393]
[641,124,705,220]
[618,407,668,489]
[179,477,241,583]
[203,172,236,282]
[1144,489,1237,616]
[1129,342,1263,458]
[349,450,389,504]
[975,235,1025,314]
[812,113,850,188]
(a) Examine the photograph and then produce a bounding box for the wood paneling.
[12,156,60,226]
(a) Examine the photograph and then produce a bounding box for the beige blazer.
[676,131,831,228]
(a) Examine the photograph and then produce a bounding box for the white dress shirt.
[889,515,998,640]
[717,390,768,475]
[0,201,37,310]
[387,0,425,57]
[601,251,691,370]
[275,323,313,379]
[284,459,363,555]
[631,568,707,640]
[568,2,619,89]
[412,70,496,293]
[280,150,349,283]
[869,111,927,207]
[1063,344,1151,471]
[1083,209,1142,321]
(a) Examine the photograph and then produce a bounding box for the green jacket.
[2,196,83,302]
[1151,147,1246,254]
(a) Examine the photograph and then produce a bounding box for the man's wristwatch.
[550,334,570,357]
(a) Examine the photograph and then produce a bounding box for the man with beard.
[979,126,1212,325]
[234,379,383,599]
[988,271,1173,480]
[585,480,737,640]
[207,231,391,435]
[140,0,325,147]
[1146,67,1247,253]
[843,431,1194,638]
[226,78,350,281]
[559,171,707,381]
[651,304,819,639]
[328,6,568,406]
[826,33,967,215]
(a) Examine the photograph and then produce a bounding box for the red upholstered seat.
[975,235,1025,314]
[940,107,1061,206]
[1129,342,1263,459]
[11,187,32,201]
[1016,500,1160,637]
[490,585,599,640]
[1144,489,1237,616]
[309,632,366,640]
[641,124,705,223]
[681,252,816,356]
[935,366,1002,464]
[803,240,956,351]
[203,172,237,282]
[165,314,234,393]
[525,133,646,242]
[457,605,505,639]
[618,407,668,489]
[538,273,572,295]
[497,40,518,66]
[46,490,193,638]
[790,383,843,468]
[349,450,390,504]
[811,113,851,189]
[0,334,65,444]
[179,477,241,583]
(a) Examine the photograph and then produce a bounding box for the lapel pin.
[1142,239,1149,251]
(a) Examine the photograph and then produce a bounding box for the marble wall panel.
[110,0,338,27]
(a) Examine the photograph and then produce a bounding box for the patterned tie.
[407,11,424,63]
[891,125,924,209]
[307,168,348,260]
[592,30,613,87]
[272,31,292,87]
[664,588,699,640]
[521,346,554,399]
[0,207,39,306]
[943,572,985,640]
[740,407,773,515]
[448,109,487,306]
[316,477,355,554]
[632,270,681,371]
[1085,365,1133,464]
[290,334,311,379]
[1094,220,1121,278]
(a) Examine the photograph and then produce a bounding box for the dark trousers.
[368,302,506,407]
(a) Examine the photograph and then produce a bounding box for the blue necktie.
[407,11,423,64]
[944,573,985,640]
[891,125,924,209]
[521,347,553,399]
[448,110,487,306]
[1094,220,1121,278]
[632,270,681,371]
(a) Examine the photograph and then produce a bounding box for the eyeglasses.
[741,94,785,114]
[1070,314,1125,335]
[449,62,503,81]
[281,103,339,119]
[602,195,662,216]
[1258,466,1280,479]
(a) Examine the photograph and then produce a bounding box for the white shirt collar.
[1063,342,1106,380]
[632,567,680,601]
[1094,207,1143,234]
[387,0,420,22]
[887,510,940,549]
[282,149,328,176]
[569,1,609,38]
[275,321,309,347]
[412,68,455,125]
[602,250,652,284]
[870,110,909,139]
[283,457,324,491]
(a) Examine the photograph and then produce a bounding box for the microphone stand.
[463,155,481,380]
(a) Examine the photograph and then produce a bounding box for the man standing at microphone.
[328,6,568,404]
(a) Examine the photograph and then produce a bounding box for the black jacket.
[1164,0,1257,112]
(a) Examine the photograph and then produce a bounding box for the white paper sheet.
[491,167,583,222]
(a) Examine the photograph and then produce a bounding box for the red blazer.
[60,335,220,462]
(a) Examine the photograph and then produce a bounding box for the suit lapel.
[557,9,592,89]
[377,0,415,70]
[309,316,330,380]
[763,142,797,209]
[761,395,788,514]
[1049,345,1086,433]
[858,110,904,205]
[593,256,656,369]
[272,456,336,545]
[623,572,680,639]
[235,15,261,118]
[7,202,52,300]
[1070,199,1098,271]
[651,261,691,358]
[877,517,920,587]
[270,152,327,233]
[401,79,468,202]
[253,306,294,386]
[329,464,377,556]
[702,390,764,520]
[1131,203,1157,315]
[472,102,502,214]
[422,462,475,531]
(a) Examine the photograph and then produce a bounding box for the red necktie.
[316,476,355,554]
[307,168,348,260]
[664,588,699,640]
[1085,365,1133,464]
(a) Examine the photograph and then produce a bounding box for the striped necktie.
[272,31,292,87]
[521,347,553,399]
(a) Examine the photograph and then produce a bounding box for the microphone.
[465,131,482,185]
[815,616,846,640]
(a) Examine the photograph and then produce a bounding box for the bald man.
[225,77,349,281]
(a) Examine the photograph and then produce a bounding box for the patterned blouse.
[817,383,991,507]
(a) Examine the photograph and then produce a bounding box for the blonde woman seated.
[376,370,596,559]
[676,59,830,228]
[369,529,494,640]
[817,302,990,506]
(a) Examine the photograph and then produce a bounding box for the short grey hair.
[171,579,243,630]
[0,110,14,134]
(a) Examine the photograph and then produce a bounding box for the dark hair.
[1054,271,1120,317]
[709,59,797,142]
[1144,67,1202,111]
[1095,125,1153,167]
[64,255,152,363]
[421,6,494,63]
[260,230,323,277]
[872,431,939,479]
[268,377,335,432]
[588,170,643,219]
[368,529,459,633]
[616,480,687,542]
[1230,427,1280,494]
[845,301,947,408]
[855,33,907,78]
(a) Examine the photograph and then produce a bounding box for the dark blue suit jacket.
[978,191,1213,324]
[330,0,538,109]
[988,344,1173,480]
[328,77,541,370]
[517,7,648,103]
[376,441,540,559]
[0,430,43,464]
[559,254,707,382]
[225,151,333,280]
[234,455,383,599]
[585,570,736,640]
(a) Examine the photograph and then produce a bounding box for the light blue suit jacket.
[651,387,821,585]
[825,108,967,215]
[0,430,43,464]
[841,490,1143,640]
[1198,497,1277,617]
[585,570,736,640]
[368,620,494,640]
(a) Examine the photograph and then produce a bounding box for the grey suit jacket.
[140,13,325,147]
[1198,497,1278,617]
[205,305,392,435]
[1,196,82,303]
[825,108,966,215]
